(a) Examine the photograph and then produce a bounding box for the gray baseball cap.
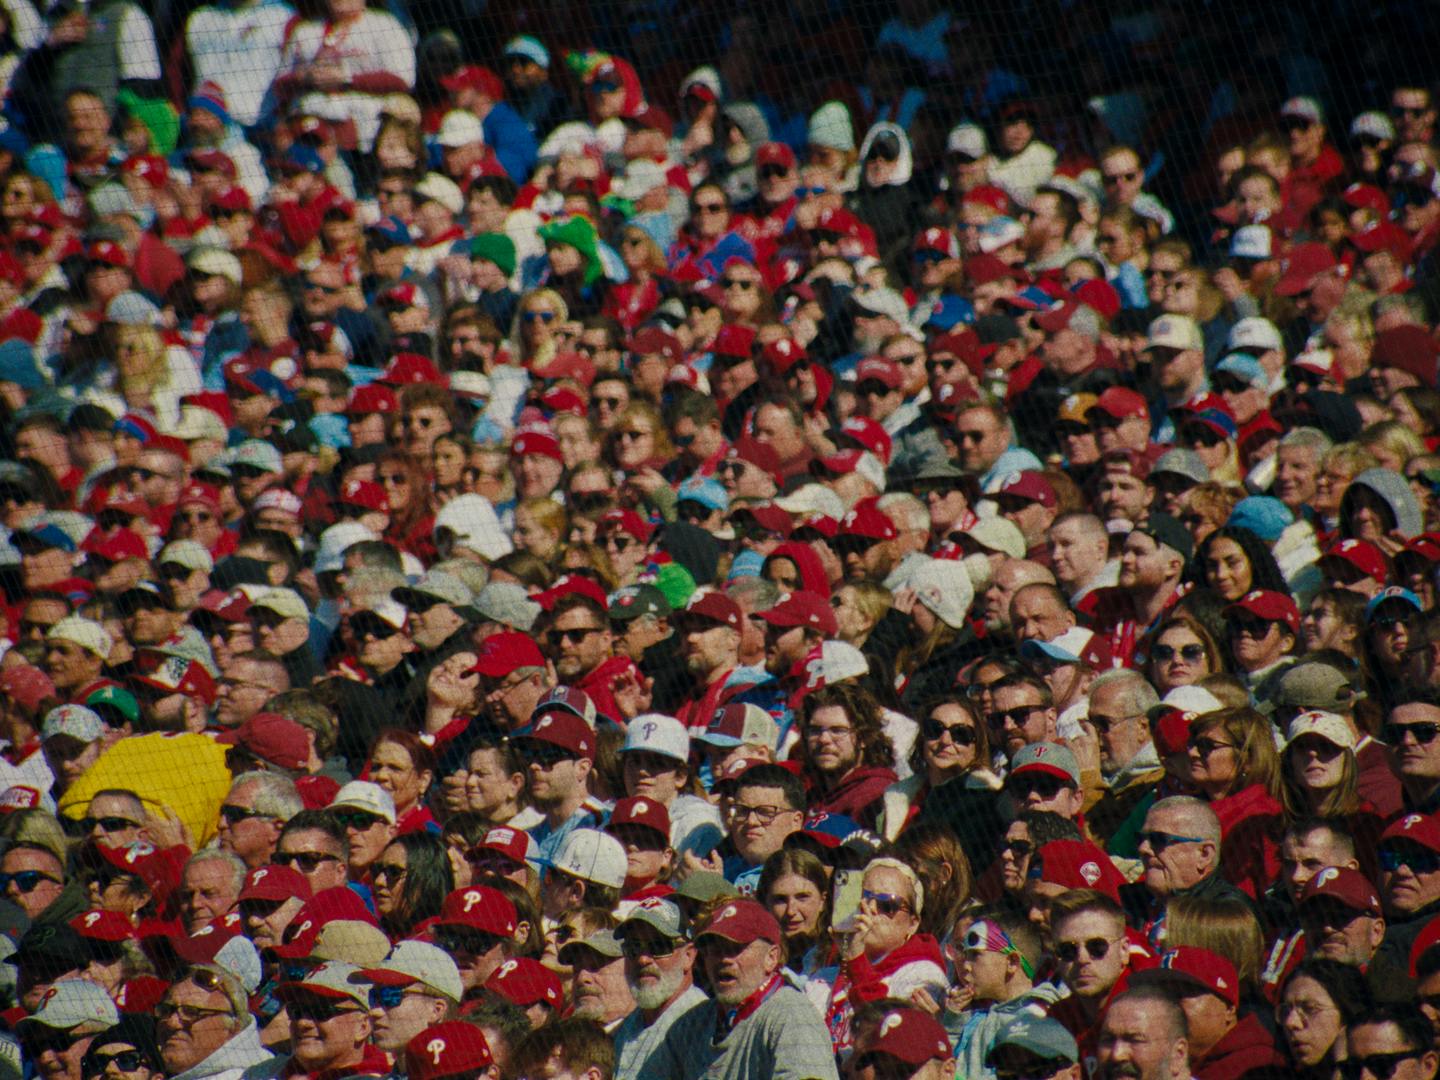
[558,929,623,963]
[986,1016,1078,1065]
[393,570,475,616]
[1151,448,1208,486]
[618,898,688,941]
[1262,662,1360,714]
[607,584,671,622]
[474,581,541,632]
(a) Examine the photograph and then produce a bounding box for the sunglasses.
[1188,736,1235,758]
[285,998,367,1024]
[590,395,624,410]
[867,134,901,162]
[1086,711,1140,735]
[1010,774,1070,800]
[1379,846,1440,875]
[546,627,603,648]
[219,804,269,825]
[369,985,412,1009]
[0,869,59,894]
[1229,617,1275,638]
[371,862,408,884]
[988,705,1041,729]
[518,744,576,768]
[921,718,977,745]
[521,311,555,323]
[620,934,679,959]
[721,278,757,291]
[334,811,387,831]
[1055,937,1113,963]
[1001,838,1033,857]
[758,164,791,180]
[272,850,341,872]
[25,1030,90,1056]
[351,615,402,640]
[1102,170,1139,186]
[861,888,911,916]
[1151,643,1205,663]
[81,816,140,834]
[1338,1054,1422,1080]
[83,1051,149,1075]
[1137,830,1207,852]
[1382,721,1440,745]
[912,249,947,264]
[433,929,503,956]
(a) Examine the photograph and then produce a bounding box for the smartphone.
[831,868,864,932]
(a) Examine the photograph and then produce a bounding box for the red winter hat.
[217,712,313,771]
[700,899,781,944]
[607,795,671,840]
[1224,589,1300,633]
[239,863,313,904]
[1031,840,1125,902]
[483,957,562,1008]
[406,1022,492,1080]
[469,632,546,678]
[1297,865,1381,917]
[434,886,518,936]
[1134,946,1239,1008]
[758,591,838,637]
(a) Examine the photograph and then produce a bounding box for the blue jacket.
[484,102,538,182]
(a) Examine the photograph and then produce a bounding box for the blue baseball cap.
[677,476,728,513]
[503,34,550,68]
[1366,586,1422,623]
[281,145,325,175]
[0,339,42,389]
[1214,352,1268,390]
[1227,496,1293,543]
[14,523,77,553]
[367,216,412,247]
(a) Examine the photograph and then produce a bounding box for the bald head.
[984,558,1058,634]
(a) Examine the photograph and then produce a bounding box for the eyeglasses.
[1382,721,1440,745]
[369,985,419,1010]
[1379,846,1440,875]
[1086,711,1142,735]
[303,280,341,294]
[805,723,855,743]
[861,889,911,916]
[722,278,756,291]
[921,718,977,745]
[546,626,603,648]
[1276,998,1337,1026]
[175,510,214,524]
[351,615,401,640]
[1001,838,1033,857]
[591,395,624,410]
[1151,643,1205,663]
[620,934,678,959]
[1228,617,1275,639]
[433,928,503,957]
[518,744,576,769]
[155,1000,232,1024]
[334,811,387,831]
[1338,1053,1422,1080]
[957,429,990,445]
[81,816,140,834]
[1137,830,1208,852]
[1055,937,1114,963]
[219,804,270,825]
[730,803,792,825]
[988,705,1041,729]
[522,310,555,323]
[371,862,408,884]
[693,202,726,215]
[378,472,409,486]
[1187,736,1235,758]
[758,165,791,180]
[82,1050,149,1075]
[1010,774,1070,800]
[0,869,59,893]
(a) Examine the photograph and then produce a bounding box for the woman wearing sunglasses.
[508,288,567,371]
[370,831,453,940]
[1184,706,1285,900]
[1361,589,1424,707]
[877,694,1001,862]
[1147,613,1225,695]
[81,1015,164,1080]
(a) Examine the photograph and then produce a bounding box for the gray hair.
[184,847,247,893]
[230,771,303,824]
[877,493,929,535]
[1278,426,1333,458]
[1149,795,1222,843]
[1089,669,1161,716]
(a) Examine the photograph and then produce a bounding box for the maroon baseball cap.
[70,909,136,943]
[406,1022,492,1080]
[532,686,598,726]
[1275,243,1339,296]
[606,796,671,841]
[999,470,1057,508]
[731,503,792,536]
[755,142,797,170]
[433,886,518,936]
[712,324,757,360]
[758,591,838,637]
[729,437,781,482]
[1092,386,1149,420]
[469,632,545,678]
[1320,539,1388,585]
[1382,812,1440,854]
[239,863,313,904]
[1132,946,1239,1008]
[1031,840,1125,903]
[216,712,312,771]
[1224,589,1300,634]
[698,898,781,945]
[858,1008,953,1066]
[677,591,743,629]
[472,826,534,865]
[854,356,904,390]
[1297,866,1381,917]
[517,711,596,760]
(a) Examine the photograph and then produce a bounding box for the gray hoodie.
[1344,467,1422,538]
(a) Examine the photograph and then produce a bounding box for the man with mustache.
[1097,987,1192,1080]
[613,898,710,1080]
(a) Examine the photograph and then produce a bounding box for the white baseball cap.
[331,781,397,824]
[1226,317,1283,355]
[621,713,689,763]
[549,828,626,890]
[359,940,463,1003]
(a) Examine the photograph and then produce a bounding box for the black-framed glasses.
[219,804,270,825]
[988,705,1041,729]
[334,811,387,831]
[371,862,408,884]
[433,928,503,957]
[921,718,977,745]
[1382,721,1440,745]
[1187,736,1235,758]
[1055,937,1114,963]
[729,803,790,825]
[285,998,367,1024]
[272,850,341,872]
[0,869,60,893]
[82,1050,149,1076]
[155,1000,231,1024]
[1010,774,1069,800]
[517,744,576,769]
[1087,711,1141,734]
[546,626,603,648]
[1338,1053,1422,1080]
[620,934,679,959]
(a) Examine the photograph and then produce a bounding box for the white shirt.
[186,0,295,127]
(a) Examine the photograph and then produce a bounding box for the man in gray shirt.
[613,898,711,1080]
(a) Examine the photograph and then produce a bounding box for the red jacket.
[1194,1012,1287,1080]
[1211,783,1284,900]
[806,764,897,825]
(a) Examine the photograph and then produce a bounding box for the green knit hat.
[649,562,696,611]
[538,216,602,285]
[116,90,180,156]
[470,233,516,277]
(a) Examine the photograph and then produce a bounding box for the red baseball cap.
[1092,386,1149,421]
[712,324,757,360]
[698,898,781,945]
[598,508,653,542]
[731,503,792,537]
[728,436,781,482]
[472,826,535,865]
[441,65,505,100]
[606,796,671,841]
[484,956,562,1008]
[854,356,904,390]
[517,711,596,760]
[208,185,252,213]
[469,632,545,678]
[1133,946,1239,1008]
[70,909,136,942]
[913,226,959,258]
[82,528,148,562]
[178,482,222,514]
[271,887,381,957]
[755,142,797,170]
[677,591,743,629]
[1410,914,1440,977]
[1275,243,1340,296]
[92,841,185,912]
[626,327,682,361]
[858,1008,953,1066]
[216,712,313,771]
[379,352,445,387]
[999,470,1057,508]
[533,573,608,611]
[758,591,837,637]
[1297,865,1381,917]
[347,383,399,416]
[1382,812,1440,854]
[1031,840,1125,903]
[963,185,1009,214]
[406,1022,492,1080]
[763,337,807,377]
[129,657,216,705]
[837,416,892,464]
[338,479,388,514]
[87,241,129,269]
[511,426,563,462]
[434,886,518,936]
[839,498,897,541]
[1224,589,1300,634]
[239,863,313,904]
[1320,539,1389,585]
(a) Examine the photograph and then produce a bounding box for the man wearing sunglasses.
[1133,797,1247,936]
[1006,743,1085,822]
[1371,813,1440,1004]
[18,979,119,1080]
[1342,1006,1439,1080]
[360,940,462,1057]
[513,707,601,866]
[1387,697,1440,816]
[613,898,710,1080]
[1046,889,1137,1059]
